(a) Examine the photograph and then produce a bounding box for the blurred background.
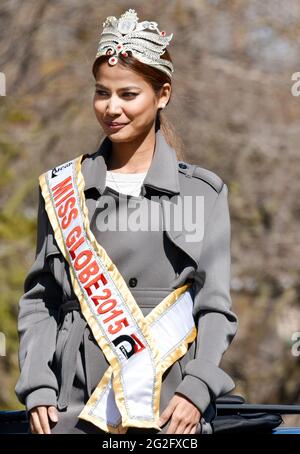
[0,0,300,426]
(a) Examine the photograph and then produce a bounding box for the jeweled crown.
[93,9,174,78]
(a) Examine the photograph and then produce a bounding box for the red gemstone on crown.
[108,56,118,65]
[161,31,166,36]
[121,51,128,57]
[117,43,123,50]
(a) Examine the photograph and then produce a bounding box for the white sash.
[39,155,197,433]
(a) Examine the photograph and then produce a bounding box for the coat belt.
[57,299,91,411]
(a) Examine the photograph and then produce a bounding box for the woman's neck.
[106,126,156,174]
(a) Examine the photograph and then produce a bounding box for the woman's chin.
[104,127,135,141]
[103,124,131,136]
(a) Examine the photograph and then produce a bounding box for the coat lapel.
[160,197,200,268]
[82,128,201,268]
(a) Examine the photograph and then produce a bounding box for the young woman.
[15,9,238,434]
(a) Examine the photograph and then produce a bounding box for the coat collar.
[81,129,200,268]
[82,128,180,196]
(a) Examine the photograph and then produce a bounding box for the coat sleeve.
[15,187,62,412]
[175,182,238,414]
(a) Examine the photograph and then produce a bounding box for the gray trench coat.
[15,128,238,434]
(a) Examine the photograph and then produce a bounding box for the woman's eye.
[95,90,137,98]
[95,90,108,96]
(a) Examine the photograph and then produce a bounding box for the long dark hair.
[92,49,185,161]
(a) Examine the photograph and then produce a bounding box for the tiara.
[93,9,174,78]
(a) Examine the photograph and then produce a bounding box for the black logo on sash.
[51,162,72,178]
[113,334,145,359]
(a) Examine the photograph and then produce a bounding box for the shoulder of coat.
[177,161,224,194]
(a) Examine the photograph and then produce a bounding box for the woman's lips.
[104,122,128,130]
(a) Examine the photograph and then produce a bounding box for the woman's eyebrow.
[95,83,141,90]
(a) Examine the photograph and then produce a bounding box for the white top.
[105,170,147,197]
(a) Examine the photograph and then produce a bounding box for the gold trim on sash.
[79,286,196,433]
[39,155,197,433]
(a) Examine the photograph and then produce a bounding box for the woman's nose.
[106,97,122,115]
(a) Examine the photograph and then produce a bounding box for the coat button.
[179,162,187,169]
[129,277,137,287]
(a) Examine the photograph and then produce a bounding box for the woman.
[15,9,238,434]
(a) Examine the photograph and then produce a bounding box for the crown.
[93,8,174,78]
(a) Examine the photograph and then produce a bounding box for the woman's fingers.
[29,417,35,434]
[29,406,54,434]
[183,423,195,434]
[191,423,200,434]
[37,406,51,434]
[174,422,188,434]
[159,398,176,428]
[48,406,59,423]
[166,414,180,434]
[160,395,202,434]
[30,409,44,434]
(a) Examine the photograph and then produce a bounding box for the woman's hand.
[29,406,59,434]
[158,393,201,434]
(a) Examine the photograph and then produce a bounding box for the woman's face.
[93,62,170,142]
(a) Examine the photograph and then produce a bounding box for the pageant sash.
[39,156,197,433]
[80,288,196,433]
